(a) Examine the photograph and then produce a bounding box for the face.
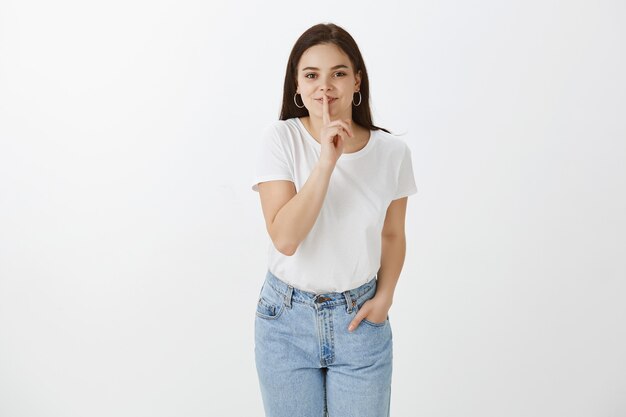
[295,43,361,121]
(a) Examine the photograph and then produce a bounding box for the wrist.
[374,291,393,307]
[317,159,335,171]
[317,160,335,173]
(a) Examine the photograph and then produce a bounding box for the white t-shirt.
[251,117,417,294]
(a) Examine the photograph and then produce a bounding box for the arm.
[376,196,408,304]
[257,160,335,256]
[377,234,406,304]
[348,196,408,331]
[257,97,353,256]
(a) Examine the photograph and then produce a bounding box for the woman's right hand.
[319,94,354,167]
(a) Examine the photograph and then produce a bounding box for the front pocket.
[361,315,389,327]
[354,298,389,328]
[255,296,285,320]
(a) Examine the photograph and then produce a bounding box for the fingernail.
[348,325,354,331]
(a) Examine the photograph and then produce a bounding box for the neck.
[304,111,353,142]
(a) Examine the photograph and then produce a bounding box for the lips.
[315,97,337,103]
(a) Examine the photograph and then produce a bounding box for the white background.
[1,1,625,416]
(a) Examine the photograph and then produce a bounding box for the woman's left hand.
[348,295,392,332]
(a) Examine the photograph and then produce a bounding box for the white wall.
[0,1,624,416]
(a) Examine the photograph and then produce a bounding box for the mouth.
[315,97,337,104]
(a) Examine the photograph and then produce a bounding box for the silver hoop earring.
[294,93,305,109]
[352,91,362,106]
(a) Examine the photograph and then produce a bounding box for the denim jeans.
[254,269,393,417]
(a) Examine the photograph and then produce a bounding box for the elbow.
[280,247,297,257]
[382,233,406,241]
[274,239,298,256]
[270,232,298,256]
[269,223,298,256]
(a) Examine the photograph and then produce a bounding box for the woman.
[251,22,417,417]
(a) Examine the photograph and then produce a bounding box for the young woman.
[251,22,417,417]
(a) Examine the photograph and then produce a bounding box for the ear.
[355,70,362,91]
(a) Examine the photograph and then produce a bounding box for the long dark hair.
[279,23,391,134]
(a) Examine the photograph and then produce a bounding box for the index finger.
[322,95,330,125]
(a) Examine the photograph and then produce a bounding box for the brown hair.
[279,23,391,134]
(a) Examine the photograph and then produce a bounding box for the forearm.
[376,234,407,304]
[271,161,334,255]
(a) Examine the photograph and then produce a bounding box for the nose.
[318,76,333,92]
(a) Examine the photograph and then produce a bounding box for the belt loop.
[343,290,353,313]
[285,285,293,309]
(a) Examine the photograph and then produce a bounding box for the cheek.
[299,85,314,96]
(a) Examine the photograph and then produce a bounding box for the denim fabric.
[254,269,393,417]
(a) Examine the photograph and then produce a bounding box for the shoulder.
[264,118,300,139]
[259,119,301,156]
[373,128,412,155]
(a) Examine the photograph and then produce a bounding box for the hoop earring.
[293,93,305,109]
[353,91,362,106]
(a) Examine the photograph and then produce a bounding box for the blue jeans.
[254,269,393,417]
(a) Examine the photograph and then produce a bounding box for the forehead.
[298,43,352,70]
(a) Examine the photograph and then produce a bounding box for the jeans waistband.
[263,269,378,313]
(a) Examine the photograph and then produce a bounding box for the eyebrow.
[301,64,350,71]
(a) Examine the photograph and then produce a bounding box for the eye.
[304,72,347,79]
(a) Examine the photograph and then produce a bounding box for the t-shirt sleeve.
[251,124,295,192]
[392,144,418,200]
